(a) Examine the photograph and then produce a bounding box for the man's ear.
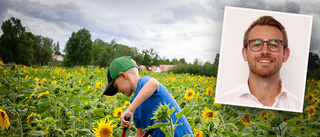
[242,48,248,62]
[118,72,128,79]
[283,48,290,62]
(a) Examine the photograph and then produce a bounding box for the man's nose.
[260,42,270,54]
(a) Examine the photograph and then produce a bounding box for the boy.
[104,56,193,137]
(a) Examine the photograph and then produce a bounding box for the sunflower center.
[188,93,192,97]
[207,112,213,118]
[100,128,111,137]
[118,112,121,116]
[309,109,315,115]
[244,114,249,121]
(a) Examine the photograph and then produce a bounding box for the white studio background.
[215,6,313,112]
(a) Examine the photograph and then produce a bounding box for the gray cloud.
[1,0,320,62]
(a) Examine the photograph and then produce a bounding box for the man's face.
[242,25,290,78]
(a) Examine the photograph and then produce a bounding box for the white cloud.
[1,0,320,63]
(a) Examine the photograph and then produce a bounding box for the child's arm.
[120,78,159,128]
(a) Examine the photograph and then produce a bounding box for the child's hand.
[120,110,133,129]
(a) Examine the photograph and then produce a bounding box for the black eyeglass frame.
[247,39,284,52]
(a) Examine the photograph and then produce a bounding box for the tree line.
[3,17,320,78]
[0,17,220,76]
[0,17,53,66]
[307,52,320,79]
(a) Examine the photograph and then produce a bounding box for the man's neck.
[248,72,281,107]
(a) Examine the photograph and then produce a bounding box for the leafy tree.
[0,17,33,65]
[162,58,171,65]
[307,52,320,79]
[142,49,158,69]
[172,58,179,65]
[114,43,134,57]
[31,35,53,66]
[92,38,108,66]
[179,58,187,64]
[214,53,220,65]
[53,41,62,55]
[152,54,162,66]
[40,37,54,65]
[97,50,109,68]
[64,28,93,66]
[132,47,143,65]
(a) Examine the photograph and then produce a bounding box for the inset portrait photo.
[215,6,313,113]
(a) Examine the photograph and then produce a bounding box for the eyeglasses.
[247,39,284,52]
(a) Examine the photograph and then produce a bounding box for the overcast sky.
[1,0,320,63]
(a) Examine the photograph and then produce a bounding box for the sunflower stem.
[168,114,174,137]
[11,109,23,137]
[55,95,57,120]
[73,119,75,137]
[87,109,92,131]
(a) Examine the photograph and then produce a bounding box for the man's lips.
[257,58,274,64]
[258,59,272,63]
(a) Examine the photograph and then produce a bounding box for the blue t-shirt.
[130,76,193,137]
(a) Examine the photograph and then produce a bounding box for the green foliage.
[172,59,218,77]
[1,16,218,75]
[0,17,53,66]
[308,52,320,79]
[147,103,192,137]
[53,42,62,55]
[0,65,320,136]
[64,28,93,66]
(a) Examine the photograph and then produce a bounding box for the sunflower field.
[0,64,320,137]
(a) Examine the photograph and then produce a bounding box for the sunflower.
[27,112,41,129]
[194,130,204,137]
[201,107,218,121]
[0,108,10,130]
[96,82,103,89]
[29,89,38,99]
[306,94,315,102]
[206,87,213,96]
[165,78,169,83]
[212,98,221,107]
[113,107,123,117]
[195,92,200,101]
[314,97,319,105]
[240,114,253,126]
[37,91,49,99]
[170,77,176,83]
[123,101,131,108]
[184,89,195,100]
[193,84,198,88]
[87,85,92,90]
[311,90,319,95]
[305,105,316,116]
[259,113,267,121]
[79,78,82,84]
[93,116,117,137]
[209,78,215,84]
[52,81,57,86]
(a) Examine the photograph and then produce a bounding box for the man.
[217,16,301,111]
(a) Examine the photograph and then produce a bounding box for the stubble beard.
[248,60,282,78]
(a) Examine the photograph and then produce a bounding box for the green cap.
[104,56,138,96]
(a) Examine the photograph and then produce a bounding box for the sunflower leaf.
[145,122,168,130]
[176,108,191,120]
[28,130,47,136]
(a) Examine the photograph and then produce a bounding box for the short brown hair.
[243,16,288,49]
